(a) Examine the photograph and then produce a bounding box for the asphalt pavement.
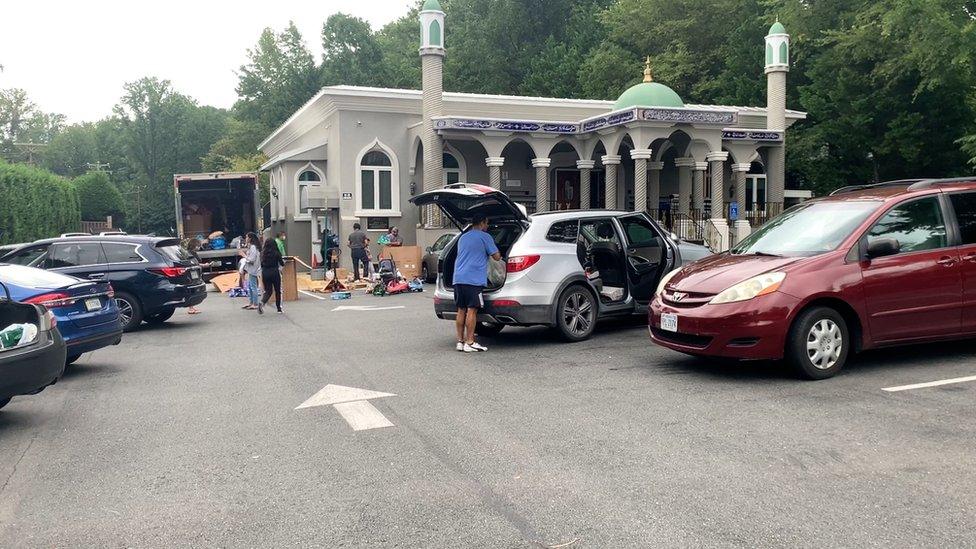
[1,288,974,547]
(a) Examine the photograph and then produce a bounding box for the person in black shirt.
[258,237,285,314]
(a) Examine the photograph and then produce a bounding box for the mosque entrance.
[554,169,580,210]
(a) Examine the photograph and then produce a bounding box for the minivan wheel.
[114,292,143,332]
[474,321,504,337]
[786,306,850,380]
[555,285,597,342]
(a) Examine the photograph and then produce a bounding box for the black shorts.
[454,284,484,310]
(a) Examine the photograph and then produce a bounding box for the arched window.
[429,20,441,47]
[443,152,460,185]
[778,42,788,65]
[766,44,773,66]
[360,150,394,211]
[297,168,322,214]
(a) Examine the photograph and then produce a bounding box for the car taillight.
[491,299,521,307]
[39,309,57,331]
[506,255,541,273]
[150,267,187,279]
[23,292,76,308]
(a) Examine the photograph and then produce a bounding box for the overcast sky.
[0,0,413,123]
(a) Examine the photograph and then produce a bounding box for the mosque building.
[260,1,807,264]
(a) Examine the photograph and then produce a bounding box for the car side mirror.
[866,237,899,259]
[425,246,432,254]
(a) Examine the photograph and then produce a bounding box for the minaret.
[420,0,445,225]
[764,19,789,131]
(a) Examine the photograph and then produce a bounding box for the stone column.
[674,158,695,215]
[647,161,663,219]
[692,161,708,215]
[486,156,504,190]
[731,162,752,242]
[766,145,786,211]
[706,151,730,251]
[577,159,595,209]
[630,149,652,212]
[601,155,621,210]
[421,54,444,227]
[532,158,552,213]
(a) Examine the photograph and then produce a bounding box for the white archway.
[354,138,401,217]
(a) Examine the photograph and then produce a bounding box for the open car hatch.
[410,184,528,229]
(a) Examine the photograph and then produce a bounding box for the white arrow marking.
[296,384,397,431]
[333,400,395,431]
[330,305,405,312]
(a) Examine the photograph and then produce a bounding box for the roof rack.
[906,176,976,191]
[828,180,923,196]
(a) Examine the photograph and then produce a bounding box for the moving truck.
[173,172,261,276]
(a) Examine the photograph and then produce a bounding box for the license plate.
[190,270,200,280]
[85,298,102,312]
[661,313,678,332]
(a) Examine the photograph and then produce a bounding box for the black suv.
[0,236,206,331]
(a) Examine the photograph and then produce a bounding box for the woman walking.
[258,236,285,314]
[241,232,261,310]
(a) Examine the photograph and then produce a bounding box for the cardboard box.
[380,246,422,279]
[184,213,213,235]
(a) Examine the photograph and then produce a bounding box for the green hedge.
[0,160,81,245]
[73,171,124,221]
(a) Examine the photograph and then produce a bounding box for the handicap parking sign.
[729,201,739,221]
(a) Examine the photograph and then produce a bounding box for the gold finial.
[643,56,653,83]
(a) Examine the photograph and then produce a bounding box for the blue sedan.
[0,264,122,365]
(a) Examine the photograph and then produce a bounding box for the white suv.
[411,184,710,341]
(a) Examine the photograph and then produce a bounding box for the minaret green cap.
[768,20,786,35]
[422,0,443,11]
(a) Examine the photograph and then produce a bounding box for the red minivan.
[649,177,976,379]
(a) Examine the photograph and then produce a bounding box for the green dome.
[422,0,443,11]
[768,21,786,35]
[612,82,684,110]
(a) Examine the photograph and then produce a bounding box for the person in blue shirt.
[453,213,501,352]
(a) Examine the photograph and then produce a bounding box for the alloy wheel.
[562,290,594,337]
[806,318,842,370]
[116,298,133,328]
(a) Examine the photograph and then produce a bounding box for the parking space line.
[882,374,976,392]
[299,290,327,300]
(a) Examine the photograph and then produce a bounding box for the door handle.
[88,273,106,279]
[937,257,956,267]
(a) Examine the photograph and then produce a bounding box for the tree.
[0,88,65,163]
[73,171,124,221]
[320,13,385,87]
[0,159,80,244]
[113,77,229,233]
[235,23,320,129]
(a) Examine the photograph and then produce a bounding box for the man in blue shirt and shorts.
[453,213,501,352]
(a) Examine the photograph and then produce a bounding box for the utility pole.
[13,142,47,165]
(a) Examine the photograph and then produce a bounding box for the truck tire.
[554,285,597,342]
[114,292,143,332]
[786,306,850,380]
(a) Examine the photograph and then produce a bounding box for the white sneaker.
[463,342,488,353]
[456,341,464,351]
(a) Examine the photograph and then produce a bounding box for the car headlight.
[709,272,786,304]
[656,268,680,296]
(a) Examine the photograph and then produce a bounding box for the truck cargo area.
[177,178,258,239]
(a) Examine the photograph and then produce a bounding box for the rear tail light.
[506,255,541,273]
[23,292,76,308]
[490,299,521,307]
[39,310,57,331]
[150,267,188,279]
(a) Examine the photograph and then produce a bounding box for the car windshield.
[731,200,882,257]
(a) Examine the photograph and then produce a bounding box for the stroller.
[377,258,398,285]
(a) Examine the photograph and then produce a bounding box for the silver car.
[411,184,710,341]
